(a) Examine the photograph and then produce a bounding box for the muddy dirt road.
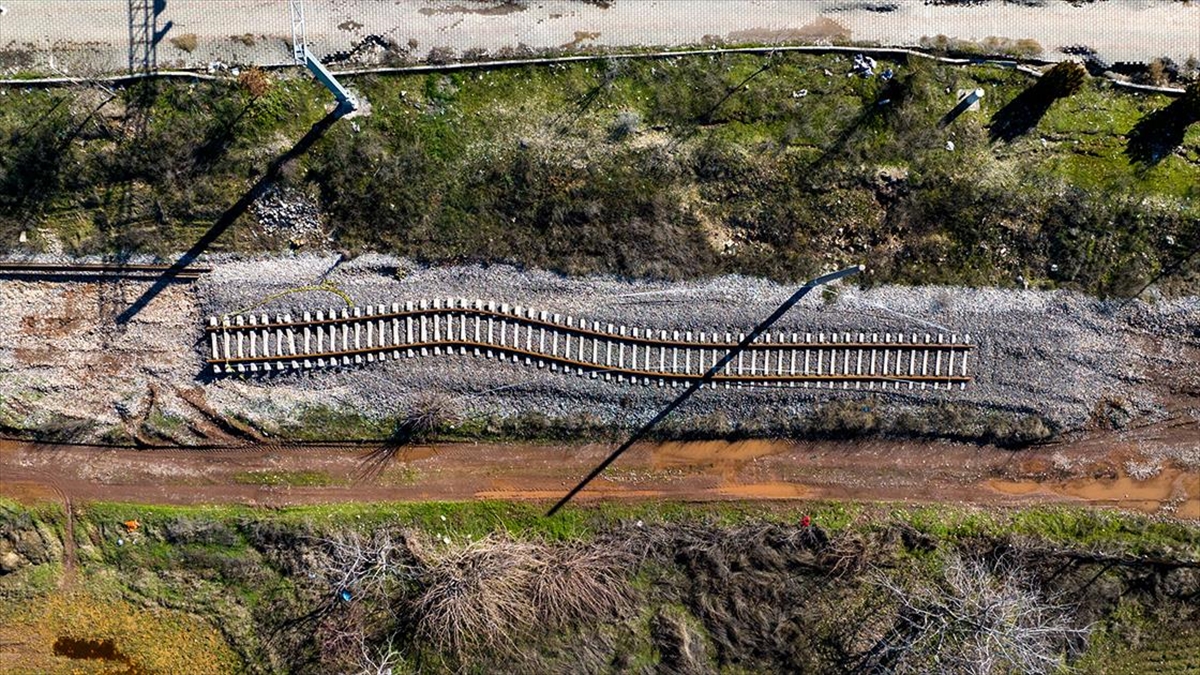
[3,415,1197,519]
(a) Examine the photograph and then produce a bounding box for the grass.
[1,54,1195,296]
[232,469,339,487]
[4,498,1198,673]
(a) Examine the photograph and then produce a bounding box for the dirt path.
[2,1,1196,75]
[2,417,1196,519]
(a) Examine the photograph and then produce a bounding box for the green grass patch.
[232,470,339,487]
[3,54,1196,296]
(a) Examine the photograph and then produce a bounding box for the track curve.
[206,298,974,390]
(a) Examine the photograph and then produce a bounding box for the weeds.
[3,53,1194,296]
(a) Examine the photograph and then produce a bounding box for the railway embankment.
[1,254,1196,450]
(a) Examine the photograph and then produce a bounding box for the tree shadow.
[988,79,1062,143]
[116,108,345,325]
[1125,97,1199,167]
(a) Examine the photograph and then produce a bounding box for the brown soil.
[2,417,1196,520]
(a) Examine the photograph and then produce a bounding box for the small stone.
[0,551,22,574]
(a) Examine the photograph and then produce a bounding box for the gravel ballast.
[1,253,1195,443]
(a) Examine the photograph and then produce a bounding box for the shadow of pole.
[116,108,346,325]
[129,0,170,74]
[546,265,863,517]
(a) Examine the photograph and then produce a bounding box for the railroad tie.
[202,299,974,390]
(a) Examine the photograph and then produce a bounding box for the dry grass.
[410,534,634,659]
[169,33,199,53]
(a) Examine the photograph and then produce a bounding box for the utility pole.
[288,0,358,114]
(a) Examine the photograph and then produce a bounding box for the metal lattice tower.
[128,0,154,73]
[289,0,307,63]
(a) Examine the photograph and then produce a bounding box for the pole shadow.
[937,92,978,128]
[128,0,171,74]
[1125,97,1199,167]
[116,108,345,325]
[547,265,863,516]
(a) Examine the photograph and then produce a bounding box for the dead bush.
[237,67,272,99]
[410,534,633,660]
[170,33,199,53]
[857,555,1089,674]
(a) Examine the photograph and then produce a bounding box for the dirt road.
[1,1,1195,76]
[3,415,1197,519]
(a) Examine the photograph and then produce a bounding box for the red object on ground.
[800,515,811,527]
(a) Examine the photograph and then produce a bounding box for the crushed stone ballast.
[206,298,973,389]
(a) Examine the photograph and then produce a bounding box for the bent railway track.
[206,298,974,389]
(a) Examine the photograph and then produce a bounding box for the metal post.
[289,0,306,64]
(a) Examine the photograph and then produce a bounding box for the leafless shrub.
[426,46,456,65]
[317,529,421,601]
[237,67,272,100]
[399,393,457,441]
[412,536,543,656]
[533,543,634,626]
[609,111,641,141]
[859,555,1090,674]
[411,534,634,659]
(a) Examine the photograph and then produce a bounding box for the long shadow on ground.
[1125,96,1200,167]
[116,108,345,325]
[988,79,1065,143]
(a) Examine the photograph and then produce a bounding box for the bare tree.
[855,555,1090,675]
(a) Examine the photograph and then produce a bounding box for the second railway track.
[206,298,974,389]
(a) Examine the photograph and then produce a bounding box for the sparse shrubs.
[237,67,272,99]
[609,110,640,140]
[1040,60,1087,99]
[169,33,199,53]
[807,399,879,437]
[316,532,635,666]
[862,555,1089,674]
[919,34,1043,59]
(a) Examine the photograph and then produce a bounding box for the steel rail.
[205,298,974,389]
[0,262,209,279]
[206,338,970,385]
[206,306,974,352]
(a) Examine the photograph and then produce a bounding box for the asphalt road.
[0,0,1196,76]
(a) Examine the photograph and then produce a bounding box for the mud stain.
[728,17,851,44]
[53,636,142,673]
[419,2,527,17]
[650,439,792,477]
[0,480,61,503]
[717,482,810,499]
[560,30,601,50]
[987,466,1199,518]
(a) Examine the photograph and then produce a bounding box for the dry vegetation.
[3,500,1199,673]
[1,53,1196,296]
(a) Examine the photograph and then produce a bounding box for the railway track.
[0,262,210,281]
[206,298,974,389]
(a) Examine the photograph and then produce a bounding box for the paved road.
[0,0,1196,76]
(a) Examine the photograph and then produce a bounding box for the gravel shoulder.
[1,255,1196,447]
